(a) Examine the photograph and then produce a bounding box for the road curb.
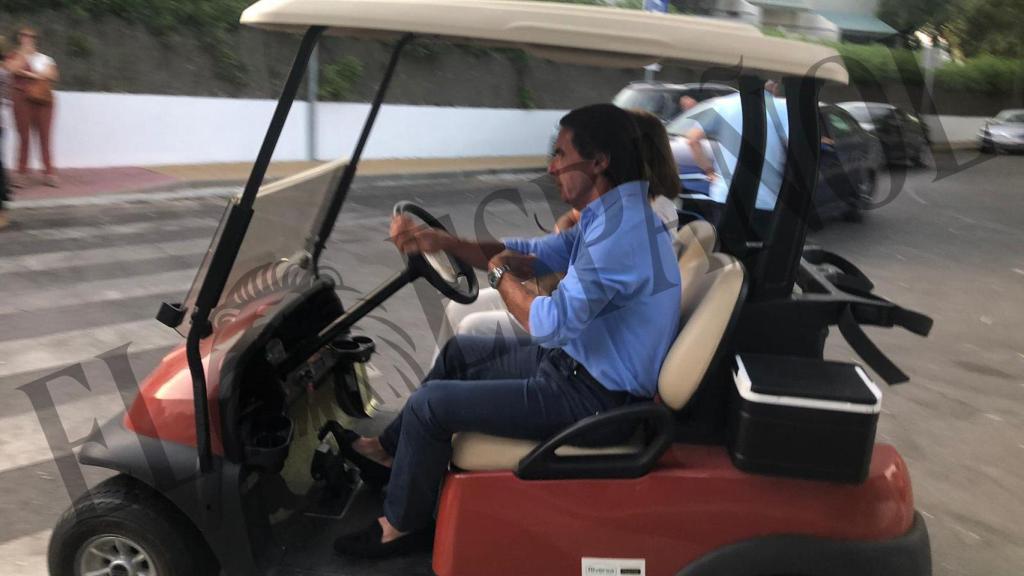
[8,165,547,209]
[154,164,547,190]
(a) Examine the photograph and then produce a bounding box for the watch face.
[488,265,507,289]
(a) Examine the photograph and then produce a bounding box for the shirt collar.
[578,180,648,226]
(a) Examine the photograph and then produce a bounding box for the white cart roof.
[241,0,848,83]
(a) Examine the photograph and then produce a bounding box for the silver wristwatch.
[487,264,511,289]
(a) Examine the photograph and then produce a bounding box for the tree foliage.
[955,0,1024,58]
[878,0,1024,59]
[877,0,954,35]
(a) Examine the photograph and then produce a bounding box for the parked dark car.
[667,101,885,224]
[978,109,1024,153]
[837,102,929,166]
[611,81,737,122]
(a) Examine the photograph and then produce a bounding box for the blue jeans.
[378,335,635,532]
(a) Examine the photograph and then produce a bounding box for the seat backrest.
[674,220,718,313]
[658,253,745,410]
[673,219,716,261]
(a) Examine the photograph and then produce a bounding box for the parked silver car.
[979,110,1024,153]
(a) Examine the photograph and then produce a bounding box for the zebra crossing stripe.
[0,320,181,380]
[11,215,219,242]
[0,239,211,275]
[0,270,195,316]
[0,529,51,575]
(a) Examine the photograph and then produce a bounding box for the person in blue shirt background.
[685,80,789,234]
[334,103,681,559]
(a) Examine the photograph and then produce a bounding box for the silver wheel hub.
[76,535,156,576]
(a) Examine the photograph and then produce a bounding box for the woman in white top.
[433,109,684,359]
[10,27,59,187]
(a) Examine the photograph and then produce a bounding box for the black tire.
[911,143,927,167]
[48,475,219,576]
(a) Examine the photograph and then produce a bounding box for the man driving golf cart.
[334,103,681,558]
[47,2,934,576]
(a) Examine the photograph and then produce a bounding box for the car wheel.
[980,140,994,154]
[911,143,927,166]
[841,165,876,223]
[854,167,877,208]
[48,475,219,576]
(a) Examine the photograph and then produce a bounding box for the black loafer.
[333,520,432,559]
[336,430,393,488]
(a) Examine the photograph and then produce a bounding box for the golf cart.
[48,2,935,575]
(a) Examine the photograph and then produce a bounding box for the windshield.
[665,98,716,136]
[175,160,345,336]
[994,110,1024,123]
[841,104,871,122]
[840,103,891,123]
[612,88,677,120]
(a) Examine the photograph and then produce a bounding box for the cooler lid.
[734,354,881,414]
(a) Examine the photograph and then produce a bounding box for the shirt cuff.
[500,237,555,277]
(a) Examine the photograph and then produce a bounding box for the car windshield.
[665,99,716,136]
[841,103,890,123]
[612,88,675,120]
[994,110,1024,123]
[175,161,344,336]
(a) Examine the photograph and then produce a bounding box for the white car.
[979,109,1024,153]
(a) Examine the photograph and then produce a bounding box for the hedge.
[832,42,1023,96]
[934,55,1024,94]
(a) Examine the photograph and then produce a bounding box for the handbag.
[26,79,53,105]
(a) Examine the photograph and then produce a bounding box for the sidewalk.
[7,156,548,204]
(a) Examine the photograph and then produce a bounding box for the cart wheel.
[48,475,218,576]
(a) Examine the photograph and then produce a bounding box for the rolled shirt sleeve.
[502,228,578,276]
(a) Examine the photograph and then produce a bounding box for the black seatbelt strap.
[892,307,934,337]
[839,304,910,385]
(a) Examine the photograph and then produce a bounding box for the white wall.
[1,91,988,169]
[2,91,566,170]
[922,115,987,147]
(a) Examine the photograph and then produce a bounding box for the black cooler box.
[728,354,882,483]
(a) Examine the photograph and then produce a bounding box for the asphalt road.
[0,153,1021,575]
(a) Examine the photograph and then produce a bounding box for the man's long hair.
[559,104,645,188]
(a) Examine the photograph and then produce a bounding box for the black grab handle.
[516,402,674,481]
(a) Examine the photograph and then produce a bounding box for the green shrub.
[319,56,364,101]
[934,55,1024,94]
[66,31,94,59]
[518,87,537,109]
[832,43,924,85]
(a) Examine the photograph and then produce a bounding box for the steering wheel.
[393,202,479,305]
[272,202,479,375]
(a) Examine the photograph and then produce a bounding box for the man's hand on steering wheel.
[390,214,452,254]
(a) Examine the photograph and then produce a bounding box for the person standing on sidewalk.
[0,36,12,230]
[10,26,59,188]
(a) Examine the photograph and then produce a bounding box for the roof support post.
[751,75,823,300]
[718,74,766,259]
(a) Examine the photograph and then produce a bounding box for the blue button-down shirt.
[503,181,681,398]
